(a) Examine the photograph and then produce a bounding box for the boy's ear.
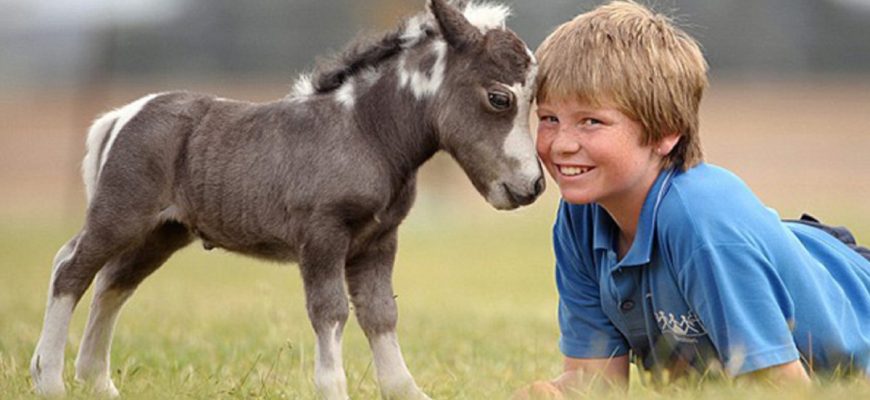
[657,132,681,156]
[430,0,482,51]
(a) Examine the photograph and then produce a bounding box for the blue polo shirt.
[554,163,870,376]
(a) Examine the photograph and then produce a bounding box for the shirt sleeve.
[676,243,801,375]
[554,204,629,359]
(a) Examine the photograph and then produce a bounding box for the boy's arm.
[513,356,629,399]
[742,360,810,384]
[555,355,630,390]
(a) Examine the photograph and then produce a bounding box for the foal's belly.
[182,219,301,262]
[228,240,299,263]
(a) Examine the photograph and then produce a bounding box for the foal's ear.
[430,0,482,51]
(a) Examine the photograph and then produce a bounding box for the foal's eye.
[487,91,512,111]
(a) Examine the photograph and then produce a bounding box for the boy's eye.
[539,115,559,124]
[580,118,603,126]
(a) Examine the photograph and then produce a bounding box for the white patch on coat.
[401,14,429,47]
[370,332,428,399]
[463,2,510,33]
[31,295,76,397]
[397,56,410,88]
[100,94,162,172]
[398,40,447,99]
[290,74,315,98]
[82,113,119,204]
[314,322,348,400]
[83,93,163,203]
[335,81,355,110]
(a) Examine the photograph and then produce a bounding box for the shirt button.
[620,300,635,312]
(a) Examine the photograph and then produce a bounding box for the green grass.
[1,192,869,399]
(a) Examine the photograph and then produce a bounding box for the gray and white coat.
[31,1,543,399]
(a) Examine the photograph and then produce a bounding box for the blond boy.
[521,1,870,396]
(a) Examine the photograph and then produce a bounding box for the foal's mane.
[302,0,508,96]
[312,16,435,94]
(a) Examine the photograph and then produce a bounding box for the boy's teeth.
[561,166,589,176]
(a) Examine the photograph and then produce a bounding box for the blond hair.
[535,1,708,170]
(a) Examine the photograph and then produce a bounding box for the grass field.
[1,80,869,398]
[1,187,568,399]
[2,198,870,399]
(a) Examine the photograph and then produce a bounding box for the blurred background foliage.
[1,0,869,232]
[2,0,870,88]
[0,0,868,236]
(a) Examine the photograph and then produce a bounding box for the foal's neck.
[353,77,440,184]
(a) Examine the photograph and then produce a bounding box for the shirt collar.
[592,168,676,268]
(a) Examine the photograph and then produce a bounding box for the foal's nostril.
[533,176,545,197]
[503,182,538,207]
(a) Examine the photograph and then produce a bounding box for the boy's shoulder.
[657,163,781,243]
[667,163,747,200]
[664,163,760,212]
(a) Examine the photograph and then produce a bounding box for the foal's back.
[92,91,392,261]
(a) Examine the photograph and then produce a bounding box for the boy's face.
[535,98,664,207]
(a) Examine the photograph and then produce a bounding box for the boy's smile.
[535,98,671,212]
[557,165,595,177]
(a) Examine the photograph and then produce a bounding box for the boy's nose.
[552,130,581,154]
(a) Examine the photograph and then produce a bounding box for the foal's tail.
[81,112,120,205]
[80,93,164,205]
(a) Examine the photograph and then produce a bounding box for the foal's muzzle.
[502,176,545,207]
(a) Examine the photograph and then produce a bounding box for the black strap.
[786,213,870,262]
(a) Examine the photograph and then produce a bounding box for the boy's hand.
[512,380,565,400]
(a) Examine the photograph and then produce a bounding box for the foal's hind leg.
[30,234,83,396]
[31,211,156,396]
[75,222,192,396]
[346,232,431,400]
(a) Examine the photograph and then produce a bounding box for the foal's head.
[426,0,544,210]
[297,0,544,210]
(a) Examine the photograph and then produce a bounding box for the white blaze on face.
[496,54,540,190]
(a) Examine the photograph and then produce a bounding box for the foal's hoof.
[32,380,66,398]
[382,384,433,400]
[75,375,120,398]
[31,362,66,397]
[93,380,120,398]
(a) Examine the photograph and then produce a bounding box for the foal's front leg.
[299,223,352,400]
[346,231,431,400]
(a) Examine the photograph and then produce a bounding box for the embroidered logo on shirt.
[655,311,707,343]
